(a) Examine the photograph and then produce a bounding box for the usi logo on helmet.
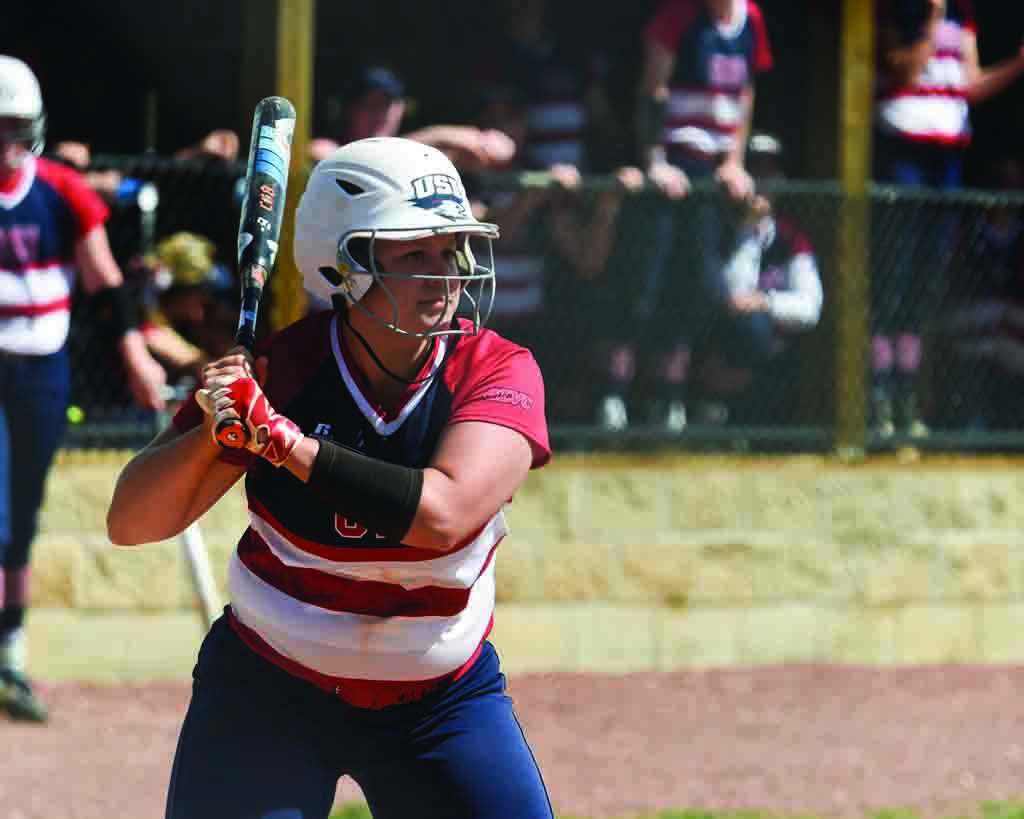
[409,174,467,221]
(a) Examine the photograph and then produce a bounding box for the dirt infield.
[5,664,1024,819]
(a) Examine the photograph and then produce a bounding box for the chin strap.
[338,307,455,387]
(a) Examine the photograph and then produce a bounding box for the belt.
[229,609,470,710]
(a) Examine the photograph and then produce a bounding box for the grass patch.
[329,803,1024,819]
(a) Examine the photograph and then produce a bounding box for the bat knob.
[215,419,250,449]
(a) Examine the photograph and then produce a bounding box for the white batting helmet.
[294,136,498,337]
[0,56,46,157]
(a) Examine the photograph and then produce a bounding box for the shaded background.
[4,1,1024,446]
[3,1,1022,182]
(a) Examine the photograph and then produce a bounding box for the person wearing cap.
[309,65,516,172]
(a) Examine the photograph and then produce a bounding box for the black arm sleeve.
[306,439,424,541]
[91,284,139,340]
[636,94,668,159]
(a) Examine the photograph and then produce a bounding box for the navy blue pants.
[0,349,69,570]
[166,613,554,819]
[872,132,963,333]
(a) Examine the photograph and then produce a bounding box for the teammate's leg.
[165,615,340,819]
[0,350,69,721]
[355,643,554,819]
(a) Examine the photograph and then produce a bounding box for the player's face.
[0,117,31,174]
[368,234,461,332]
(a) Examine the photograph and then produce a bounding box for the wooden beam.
[835,0,874,459]
[271,0,315,331]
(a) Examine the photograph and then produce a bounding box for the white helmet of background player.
[0,56,46,163]
[294,136,498,337]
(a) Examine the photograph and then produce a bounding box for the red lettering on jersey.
[480,386,535,410]
[334,515,386,540]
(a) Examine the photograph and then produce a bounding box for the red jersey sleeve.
[748,2,774,73]
[171,388,204,434]
[644,0,702,52]
[777,216,813,257]
[447,337,551,469]
[36,157,109,239]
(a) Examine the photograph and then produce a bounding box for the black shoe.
[870,389,895,438]
[897,393,929,439]
[1,669,49,722]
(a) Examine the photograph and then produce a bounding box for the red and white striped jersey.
[876,1,976,147]
[173,310,550,691]
[0,156,108,354]
[646,0,773,162]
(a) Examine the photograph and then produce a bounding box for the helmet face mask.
[295,137,498,338]
[0,57,46,162]
[333,227,495,339]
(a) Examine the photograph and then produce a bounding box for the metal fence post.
[835,0,874,459]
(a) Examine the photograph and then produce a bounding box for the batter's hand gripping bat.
[215,95,296,449]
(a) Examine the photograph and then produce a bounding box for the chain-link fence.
[60,155,1024,453]
[64,154,246,449]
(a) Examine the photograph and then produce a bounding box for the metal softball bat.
[216,95,296,449]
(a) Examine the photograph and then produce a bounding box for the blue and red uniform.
[0,156,107,575]
[629,1,773,427]
[646,0,773,168]
[166,310,554,819]
[876,0,975,160]
[871,0,976,409]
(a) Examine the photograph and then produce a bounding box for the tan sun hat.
[146,232,218,291]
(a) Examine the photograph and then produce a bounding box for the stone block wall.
[26,451,1024,681]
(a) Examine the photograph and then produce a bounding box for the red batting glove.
[202,376,303,467]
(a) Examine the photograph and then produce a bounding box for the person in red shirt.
[108,137,554,819]
[0,55,166,722]
[630,0,773,431]
[872,0,1024,437]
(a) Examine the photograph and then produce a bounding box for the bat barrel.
[234,96,296,350]
[237,96,296,280]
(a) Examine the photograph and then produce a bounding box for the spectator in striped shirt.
[871,0,1024,438]
[631,0,774,431]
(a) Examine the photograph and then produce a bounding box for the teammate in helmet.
[108,137,554,819]
[0,55,167,722]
